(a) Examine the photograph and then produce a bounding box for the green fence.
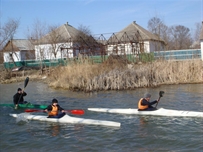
[3,54,155,69]
[4,59,67,69]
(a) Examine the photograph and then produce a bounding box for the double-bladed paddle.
[25,109,85,115]
[155,91,165,108]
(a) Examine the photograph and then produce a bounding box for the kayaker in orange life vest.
[44,98,66,118]
[138,93,159,111]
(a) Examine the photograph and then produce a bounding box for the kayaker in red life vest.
[13,88,27,109]
[44,98,66,118]
[138,93,159,111]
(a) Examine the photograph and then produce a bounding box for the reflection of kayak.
[88,108,203,118]
[0,103,47,109]
[9,113,121,127]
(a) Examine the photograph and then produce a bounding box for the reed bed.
[47,57,203,92]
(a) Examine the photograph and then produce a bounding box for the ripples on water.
[0,83,202,152]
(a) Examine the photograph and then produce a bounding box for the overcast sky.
[1,0,202,39]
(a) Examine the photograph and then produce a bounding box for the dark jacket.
[13,92,27,104]
[45,104,64,112]
[138,98,158,111]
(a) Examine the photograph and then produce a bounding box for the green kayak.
[0,103,47,109]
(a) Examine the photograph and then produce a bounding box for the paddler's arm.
[22,90,27,96]
[44,105,52,113]
[149,100,158,105]
[13,94,18,108]
[58,105,66,113]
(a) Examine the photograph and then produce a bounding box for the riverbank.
[1,59,203,92]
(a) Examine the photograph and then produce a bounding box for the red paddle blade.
[25,109,41,112]
[68,109,85,115]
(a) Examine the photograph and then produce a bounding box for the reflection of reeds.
[48,58,203,92]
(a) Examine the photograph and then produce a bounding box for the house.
[200,21,203,61]
[3,39,35,62]
[107,21,166,56]
[34,22,80,60]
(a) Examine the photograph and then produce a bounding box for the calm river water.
[0,81,202,152]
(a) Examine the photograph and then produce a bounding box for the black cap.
[52,98,58,103]
[18,88,22,91]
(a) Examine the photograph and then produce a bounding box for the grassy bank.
[1,57,202,92]
[46,58,203,92]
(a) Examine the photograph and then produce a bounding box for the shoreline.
[1,60,203,92]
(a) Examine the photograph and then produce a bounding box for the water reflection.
[48,124,61,137]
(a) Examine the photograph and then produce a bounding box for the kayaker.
[138,93,159,111]
[13,88,27,109]
[44,98,66,118]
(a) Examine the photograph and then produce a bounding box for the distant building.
[3,39,35,62]
[34,22,80,60]
[107,21,166,56]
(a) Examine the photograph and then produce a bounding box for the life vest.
[138,98,149,110]
[48,105,58,116]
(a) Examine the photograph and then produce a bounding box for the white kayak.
[9,113,121,127]
[88,108,203,118]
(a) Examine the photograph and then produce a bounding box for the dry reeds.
[47,57,203,92]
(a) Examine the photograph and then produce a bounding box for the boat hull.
[9,113,121,127]
[0,103,47,109]
[88,108,203,118]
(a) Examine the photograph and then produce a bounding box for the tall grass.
[47,57,203,92]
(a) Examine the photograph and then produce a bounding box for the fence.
[154,49,201,60]
[3,49,202,70]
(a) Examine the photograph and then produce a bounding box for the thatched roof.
[39,22,79,44]
[200,21,203,40]
[108,21,165,43]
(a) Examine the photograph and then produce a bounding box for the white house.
[107,21,166,56]
[3,39,35,62]
[34,22,80,60]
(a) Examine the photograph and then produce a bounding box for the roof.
[3,39,34,52]
[108,21,165,43]
[40,22,79,44]
[200,21,203,40]
[12,39,34,50]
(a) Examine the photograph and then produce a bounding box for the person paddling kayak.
[13,88,27,109]
[44,98,66,118]
[138,93,159,111]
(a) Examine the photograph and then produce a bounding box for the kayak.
[9,113,121,127]
[87,108,203,118]
[0,103,47,109]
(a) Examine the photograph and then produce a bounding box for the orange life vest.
[48,105,58,116]
[138,98,149,110]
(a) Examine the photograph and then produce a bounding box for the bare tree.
[0,18,19,64]
[148,17,164,35]
[47,25,62,58]
[192,22,201,49]
[27,19,48,73]
[27,19,48,60]
[169,25,192,50]
[147,17,169,50]
[0,18,20,48]
[75,24,101,56]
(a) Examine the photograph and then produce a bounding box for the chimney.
[133,21,136,24]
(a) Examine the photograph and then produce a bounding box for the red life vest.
[138,98,148,110]
[48,105,58,116]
